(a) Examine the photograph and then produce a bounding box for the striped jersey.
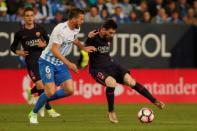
[40,21,80,65]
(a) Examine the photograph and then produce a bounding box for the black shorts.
[90,63,130,86]
[25,58,41,83]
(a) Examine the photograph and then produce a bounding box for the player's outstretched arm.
[73,39,96,53]
[51,43,78,73]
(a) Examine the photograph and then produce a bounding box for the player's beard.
[104,35,113,42]
[75,23,80,29]
[106,37,113,42]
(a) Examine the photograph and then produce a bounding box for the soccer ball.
[137,108,154,123]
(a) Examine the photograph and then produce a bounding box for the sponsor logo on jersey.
[25,39,39,47]
[36,32,41,37]
[97,46,110,53]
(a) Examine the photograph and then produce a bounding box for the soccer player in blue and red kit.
[10,7,60,118]
[85,19,165,123]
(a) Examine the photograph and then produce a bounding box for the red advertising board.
[0,69,197,104]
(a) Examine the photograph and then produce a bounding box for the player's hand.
[83,46,97,53]
[37,39,47,47]
[88,30,99,38]
[16,50,29,56]
[67,62,78,73]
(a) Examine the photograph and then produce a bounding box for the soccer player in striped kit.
[28,8,97,124]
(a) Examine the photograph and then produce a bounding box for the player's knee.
[124,74,136,86]
[45,83,56,97]
[65,87,74,95]
[45,89,56,97]
[105,76,117,87]
[126,79,136,86]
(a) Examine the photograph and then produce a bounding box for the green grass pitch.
[0,104,197,131]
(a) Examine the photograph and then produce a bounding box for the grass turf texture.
[0,104,197,131]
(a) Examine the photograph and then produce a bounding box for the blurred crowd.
[0,0,197,25]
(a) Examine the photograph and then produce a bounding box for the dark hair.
[23,7,34,15]
[24,7,34,13]
[102,19,118,30]
[68,8,85,20]
[90,5,99,11]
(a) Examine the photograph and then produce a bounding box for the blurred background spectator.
[0,0,9,22]
[24,0,36,8]
[135,1,149,20]
[73,0,87,9]
[152,8,168,24]
[50,10,63,24]
[149,0,165,17]
[37,0,53,23]
[10,6,24,23]
[125,10,140,24]
[33,5,43,23]
[0,0,196,26]
[167,10,182,24]
[165,1,177,17]
[111,6,126,23]
[100,8,109,21]
[121,0,133,16]
[96,0,108,13]
[193,0,197,18]
[85,5,102,23]
[0,0,7,11]
[183,7,197,26]
[177,0,189,18]
[106,0,121,15]
[141,11,151,23]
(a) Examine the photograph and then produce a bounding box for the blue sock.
[48,88,68,101]
[33,88,67,113]
[33,93,49,113]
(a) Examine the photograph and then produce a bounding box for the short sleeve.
[50,25,64,45]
